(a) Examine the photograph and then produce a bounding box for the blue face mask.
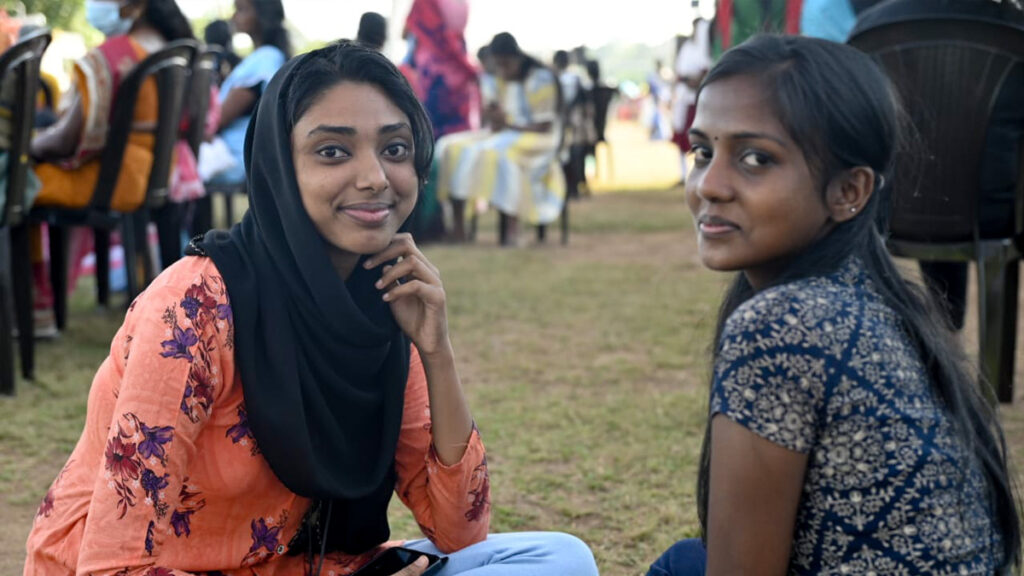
[85,0,133,37]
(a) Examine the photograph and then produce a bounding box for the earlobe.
[828,166,875,222]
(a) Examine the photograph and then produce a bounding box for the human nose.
[690,154,733,204]
[355,153,389,194]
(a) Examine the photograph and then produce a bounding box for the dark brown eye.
[740,151,772,167]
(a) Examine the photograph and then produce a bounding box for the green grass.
[21,187,1024,575]
[2,188,723,574]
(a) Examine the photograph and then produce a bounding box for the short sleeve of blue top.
[710,258,1004,575]
[218,45,286,171]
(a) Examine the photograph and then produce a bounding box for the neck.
[251,30,265,47]
[327,245,359,281]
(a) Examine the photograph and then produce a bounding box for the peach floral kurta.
[25,256,491,576]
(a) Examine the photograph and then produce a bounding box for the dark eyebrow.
[380,122,411,135]
[308,125,355,137]
[688,128,789,148]
[307,122,411,137]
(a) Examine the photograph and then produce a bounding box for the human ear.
[825,166,875,223]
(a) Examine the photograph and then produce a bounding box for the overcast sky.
[177,0,711,57]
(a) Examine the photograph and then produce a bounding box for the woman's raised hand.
[365,233,450,359]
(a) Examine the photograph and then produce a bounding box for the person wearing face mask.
[25,0,194,337]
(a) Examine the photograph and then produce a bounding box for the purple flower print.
[37,489,54,518]
[249,518,282,553]
[182,284,217,320]
[145,521,155,555]
[138,423,174,463]
[170,509,195,537]
[216,303,232,322]
[140,468,168,502]
[180,295,201,320]
[227,407,250,444]
[160,325,198,361]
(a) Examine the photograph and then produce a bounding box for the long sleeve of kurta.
[392,347,490,552]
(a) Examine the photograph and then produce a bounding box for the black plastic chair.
[153,43,219,271]
[849,14,1024,403]
[0,30,50,393]
[15,39,196,338]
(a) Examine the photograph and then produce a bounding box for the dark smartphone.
[352,546,448,576]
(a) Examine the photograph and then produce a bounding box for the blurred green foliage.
[2,0,83,29]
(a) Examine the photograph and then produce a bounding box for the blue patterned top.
[711,258,1004,575]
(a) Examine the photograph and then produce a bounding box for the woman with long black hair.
[649,34,1020,575]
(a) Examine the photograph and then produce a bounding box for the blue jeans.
[646,538,706,576]
[404,531,598,575]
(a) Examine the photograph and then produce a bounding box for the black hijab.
[188,49,409,554]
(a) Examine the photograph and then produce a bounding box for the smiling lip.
[697,215,740,237]
[340,202,392,225]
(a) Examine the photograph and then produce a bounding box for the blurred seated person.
[203,19,240,82]
[436,32,564,245]
[850,0,1024,330]
[27,0,194,336]
[200,0,290,187]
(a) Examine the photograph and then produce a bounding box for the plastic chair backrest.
[849,16,1024,242]
[91,39,197,211]
[185,45,221,157]
[0,30,50,227]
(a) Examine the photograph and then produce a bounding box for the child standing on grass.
[649,35,1020,575]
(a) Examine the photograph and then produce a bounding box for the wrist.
[418,338,455,366]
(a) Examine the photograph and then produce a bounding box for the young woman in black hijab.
[26,41,598,576]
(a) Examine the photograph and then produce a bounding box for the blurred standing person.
[646,59,671,140]
[403,0,478,136]
[554,49,592,199]
[357,11,419,93]
[584,59,616,163]
[670,18,711,181]
[713,0,802,54]
[401,0,477,239]
[403,0,478,243]
[356,11,388,51]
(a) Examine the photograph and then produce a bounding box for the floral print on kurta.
[25,256,490,576]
